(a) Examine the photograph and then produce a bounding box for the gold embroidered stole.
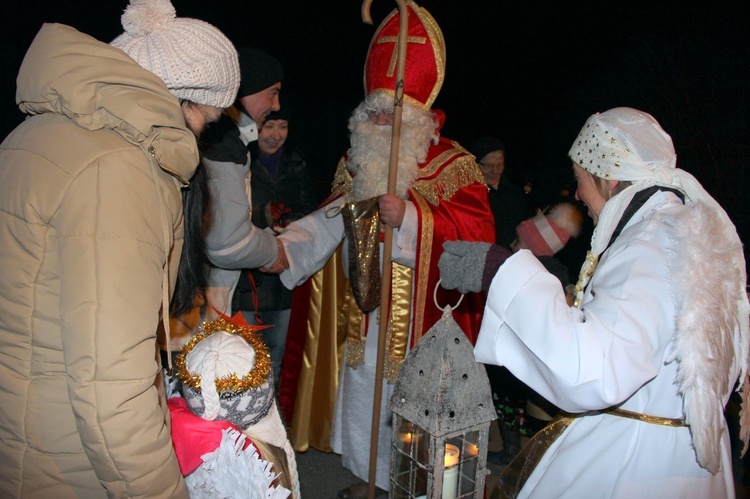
[344,261,413,383]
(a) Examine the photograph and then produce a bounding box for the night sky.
[1,1,748,273]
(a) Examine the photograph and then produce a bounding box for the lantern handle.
[434,278,464,311]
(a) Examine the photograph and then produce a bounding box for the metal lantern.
[388,306,496,498]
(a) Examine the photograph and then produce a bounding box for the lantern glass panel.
[391,417,429,498]
[392,420,489,498]
[459,431,480,496]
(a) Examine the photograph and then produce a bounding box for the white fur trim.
[185,428,290,498]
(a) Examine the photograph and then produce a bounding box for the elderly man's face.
[478,150,505,188]
[368,111,394,126]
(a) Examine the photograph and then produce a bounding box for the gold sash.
[344,261,413,383]
[492,408,687,498]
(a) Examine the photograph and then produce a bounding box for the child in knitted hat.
[512,202,583,258]
[169,315,300,498]
[512,201,584,303]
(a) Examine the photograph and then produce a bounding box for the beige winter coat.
[0,24,196,498]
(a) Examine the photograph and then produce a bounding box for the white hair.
[347,93,438,201]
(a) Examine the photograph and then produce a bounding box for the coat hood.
[16,23,199,183]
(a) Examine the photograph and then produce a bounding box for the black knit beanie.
[237,47,284,98]
[469,136,505,162]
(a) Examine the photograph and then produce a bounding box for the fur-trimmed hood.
[17,23,198,185]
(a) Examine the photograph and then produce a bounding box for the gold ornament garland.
[572,250,599,309]
[174,317,271,394]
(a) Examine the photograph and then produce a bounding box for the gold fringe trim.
[412,154,486,206]
[344,289,367,369]
[388,262,413,364]
[345,337,365,368]
[415,145,459,179]
[329,157,352,201]
[385,356,404,383]
[343,262,414,382]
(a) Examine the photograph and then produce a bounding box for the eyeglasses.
[479,161,504,171]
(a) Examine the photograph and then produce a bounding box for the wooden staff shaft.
[367,1,408,497]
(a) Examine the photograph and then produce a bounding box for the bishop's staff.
[361,0,408,497]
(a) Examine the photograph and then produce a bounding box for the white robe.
[475,191,738,498]
[279,198,419,490]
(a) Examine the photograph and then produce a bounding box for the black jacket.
[233,147,317,312]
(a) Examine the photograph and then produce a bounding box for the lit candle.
[442,443,460,499]
[398,430,421,455]
[464,442,479,457]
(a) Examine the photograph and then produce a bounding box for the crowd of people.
[0,0,747,498]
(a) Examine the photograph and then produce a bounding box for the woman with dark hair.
[171,159,211,318]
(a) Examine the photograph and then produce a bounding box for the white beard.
[347,95,437,201]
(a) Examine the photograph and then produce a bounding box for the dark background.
[1,1,747,273]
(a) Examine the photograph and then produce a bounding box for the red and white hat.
[364,0,446,110]
[516,203,583,257]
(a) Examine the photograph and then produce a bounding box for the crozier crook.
[362,0,409,497]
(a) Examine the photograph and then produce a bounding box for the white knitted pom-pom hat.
[111,0,239,108]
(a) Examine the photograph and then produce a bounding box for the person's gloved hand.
[439,241,512,293]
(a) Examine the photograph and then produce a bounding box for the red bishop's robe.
[278,135,495,452]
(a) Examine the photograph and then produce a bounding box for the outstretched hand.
[260,238,289,274]
[438,241,491,293]
[439,241,511,294]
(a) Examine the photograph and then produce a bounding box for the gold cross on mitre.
[377,35,427,77]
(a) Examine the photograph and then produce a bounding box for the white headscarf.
[569,107,733,255]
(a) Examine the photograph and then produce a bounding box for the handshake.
[438,241,511,293]
[258,238,511,286]
[260,202,292,273]
[260,237,289,274]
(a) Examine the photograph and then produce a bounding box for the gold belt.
[492,408,687,498]
[604,407,687,427]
